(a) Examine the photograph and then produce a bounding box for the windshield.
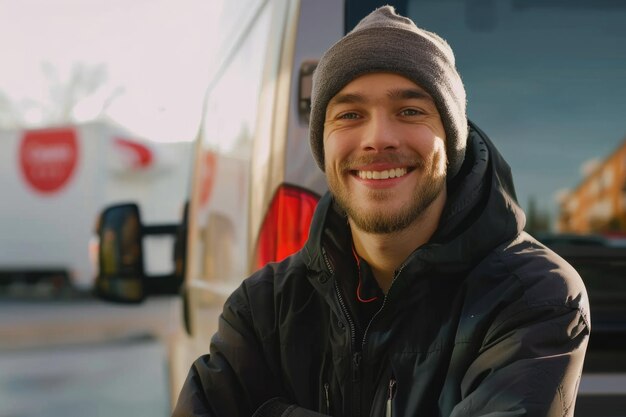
[349,0,626,240]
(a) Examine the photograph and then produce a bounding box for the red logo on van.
[19,128,79,194]
[200,151,217,207]
[114,138,154,170]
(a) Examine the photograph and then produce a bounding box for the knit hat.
[309,5,468,180]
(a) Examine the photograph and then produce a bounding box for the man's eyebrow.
[327,88,433,114]
[387,88,433,102]
[328,93,366,107]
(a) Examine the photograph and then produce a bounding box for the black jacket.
[172,124,590,417]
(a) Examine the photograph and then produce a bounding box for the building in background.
[559,138,626,234]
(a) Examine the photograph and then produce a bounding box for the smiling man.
[323,73,448,292]
[173,6,590,417]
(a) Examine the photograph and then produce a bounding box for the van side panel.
[283,0,344,195]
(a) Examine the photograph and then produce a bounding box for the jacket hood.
[302,121,526,278]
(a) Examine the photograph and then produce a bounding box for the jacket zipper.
[335,279,361,416]
[360,265,405,417]
[386,378,396,417]
[325,247,357,350]
[323,247,361,416]
[323,382,330,414]
[361,263,407,348]
[351,351,362,416]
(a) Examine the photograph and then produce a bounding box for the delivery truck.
[0,120,191,293]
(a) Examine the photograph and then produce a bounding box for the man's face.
[323,72,447,234]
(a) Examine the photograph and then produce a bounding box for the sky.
[0,0,221,142]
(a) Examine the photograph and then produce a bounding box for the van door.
[177,0,297,395]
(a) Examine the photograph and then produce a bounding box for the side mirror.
[95,203,146,303]
[94,203,184,303]
[298,60,317,124]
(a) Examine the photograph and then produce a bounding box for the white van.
[94,0,626,413]
[0,121,190,292]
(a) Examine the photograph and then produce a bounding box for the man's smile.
[355,167,409,180]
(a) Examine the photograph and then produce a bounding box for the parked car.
[543,243,626,415]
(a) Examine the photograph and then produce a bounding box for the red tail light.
[254,184,319,269]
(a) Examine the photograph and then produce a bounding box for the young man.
[173,6,589,417]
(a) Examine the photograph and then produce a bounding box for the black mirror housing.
[94,203,185,303]
[95,203,146,303]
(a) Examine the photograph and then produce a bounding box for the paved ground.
[0,295,180,417]
[0,336,169,417]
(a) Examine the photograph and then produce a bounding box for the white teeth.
[358,168,407,180]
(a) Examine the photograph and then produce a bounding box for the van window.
[348,0,626,239]
[210,0,266,62]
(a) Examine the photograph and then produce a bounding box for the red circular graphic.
[199,151,217,207]
[19,128,79,194]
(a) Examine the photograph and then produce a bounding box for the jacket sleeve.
[450,301,590,417]
[171,279,331,417]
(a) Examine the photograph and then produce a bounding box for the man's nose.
[361,113,400,151]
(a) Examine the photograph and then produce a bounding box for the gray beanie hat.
[309,5,468,180]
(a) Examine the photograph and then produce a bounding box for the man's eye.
[338,112,360,120]
[400,108,422,117]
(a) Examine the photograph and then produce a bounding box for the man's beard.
[328,153,446,234]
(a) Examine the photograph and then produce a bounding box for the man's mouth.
[355,167,409,180]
